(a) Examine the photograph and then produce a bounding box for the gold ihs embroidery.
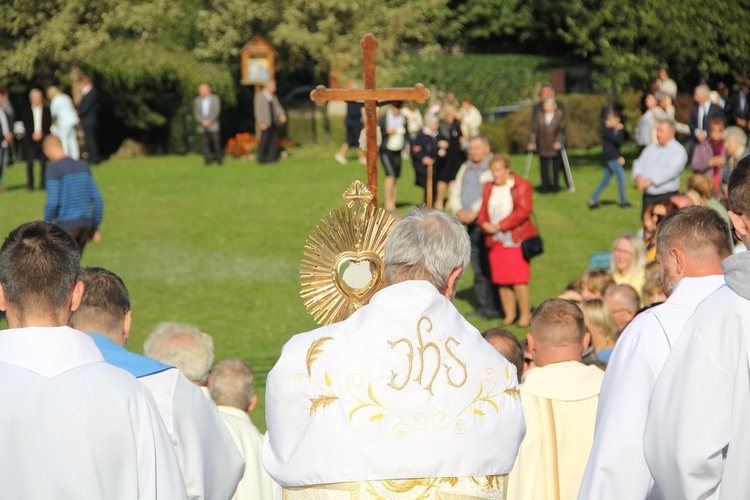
[387,315,468,394]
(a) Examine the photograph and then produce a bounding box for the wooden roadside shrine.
[310,34,430,209]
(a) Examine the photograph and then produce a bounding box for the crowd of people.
[6,67,750,500]
[0,77,99,193]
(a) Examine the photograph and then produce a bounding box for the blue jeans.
[591,158,627,204]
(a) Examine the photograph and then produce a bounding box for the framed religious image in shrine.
[240,35,277,86]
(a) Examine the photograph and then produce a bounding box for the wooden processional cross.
[310,34,431,208]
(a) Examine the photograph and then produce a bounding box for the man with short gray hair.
[448,135,500,319]
[210,359,277,500]
[690,84,726,142]
[264,208,525,497]
[633,119,688,209]
[144,322,214,389]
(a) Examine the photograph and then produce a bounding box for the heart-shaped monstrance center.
[333,251,383,303]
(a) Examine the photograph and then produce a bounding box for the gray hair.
[695,84,711,98]
[29,88,42,99]
[143,322,214,384]
[424,113,438,126]
[657,118,676,132]
[724,126,748,147]
[208,358,255,410]
[384,208,470,294]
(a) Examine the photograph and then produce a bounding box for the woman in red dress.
[478,155,537,327]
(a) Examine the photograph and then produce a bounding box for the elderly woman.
[610,233,647,299]
[46,86,80,160]
[478,155,536,327]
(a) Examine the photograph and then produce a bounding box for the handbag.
[510,184,544,261]
[521,234,544,261]
[690,140,713,173]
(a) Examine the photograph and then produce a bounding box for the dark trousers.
[25,140,47,189]
[66,226,96,255]
[199,130,223,165]
[257,126,279,163]
[468,223,500,314]
[539,155,563,192]
[82,124,99,165]
[642,190,679,214]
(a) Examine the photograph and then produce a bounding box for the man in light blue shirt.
[632,119,688,210]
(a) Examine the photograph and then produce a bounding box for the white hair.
[208,358,255,410]
[724,126,748,147]
[384,208,470,293]
[143,322,214,384]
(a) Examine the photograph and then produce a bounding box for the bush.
[395,54,566,111]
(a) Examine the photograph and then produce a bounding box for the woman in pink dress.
[478,155,537,327]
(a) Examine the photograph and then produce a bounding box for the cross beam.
[310,34,430,208]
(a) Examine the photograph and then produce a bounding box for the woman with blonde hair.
[610,233,646,299]
[46,86,80,159]
[434,102,464,209]
[686,173,730,225]
[580,298,618,362]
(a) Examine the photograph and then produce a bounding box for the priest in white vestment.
[0,221,186,500]
[210,358,279,500]
[507,298,604,500]
[263,209,525,498]
[579,206,731,500]
[644,160,750,499]
[69,267,246,500]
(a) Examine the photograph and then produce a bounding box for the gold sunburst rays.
[300,181,396,325]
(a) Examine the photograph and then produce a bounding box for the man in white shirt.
[263,209,525,498]
[0,220,186,499]
[579,206,732,499]
[508,299,604,500]
[633,119,688,209]
[644,158,750,498]
[210,358,278,500]
[70,267,246,500]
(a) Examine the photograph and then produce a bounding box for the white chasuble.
[263,280,526,498]
[0,327,186,500]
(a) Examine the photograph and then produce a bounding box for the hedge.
[395,54,563,111]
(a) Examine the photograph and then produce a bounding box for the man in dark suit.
[21,89,51,190]
[253,80,286,164]
[689,84,726,142]
[193,83,223,166]
[77,75,99,165]
[727,78,750,132]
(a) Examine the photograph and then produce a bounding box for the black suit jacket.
[77,87,99,128]
[689,102,726,135]
[727,90,750,127]
[21,105,51,144]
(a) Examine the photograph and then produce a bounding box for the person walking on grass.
[589,110,631,209]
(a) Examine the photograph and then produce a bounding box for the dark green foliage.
[395,54,561,110]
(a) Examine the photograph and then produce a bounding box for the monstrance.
[300,181,396,325]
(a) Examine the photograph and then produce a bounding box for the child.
[589,111,630,208]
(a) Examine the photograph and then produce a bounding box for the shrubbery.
[480,93,671,153]
[396,54,562,111]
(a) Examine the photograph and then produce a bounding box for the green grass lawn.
[0,143,661,431]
